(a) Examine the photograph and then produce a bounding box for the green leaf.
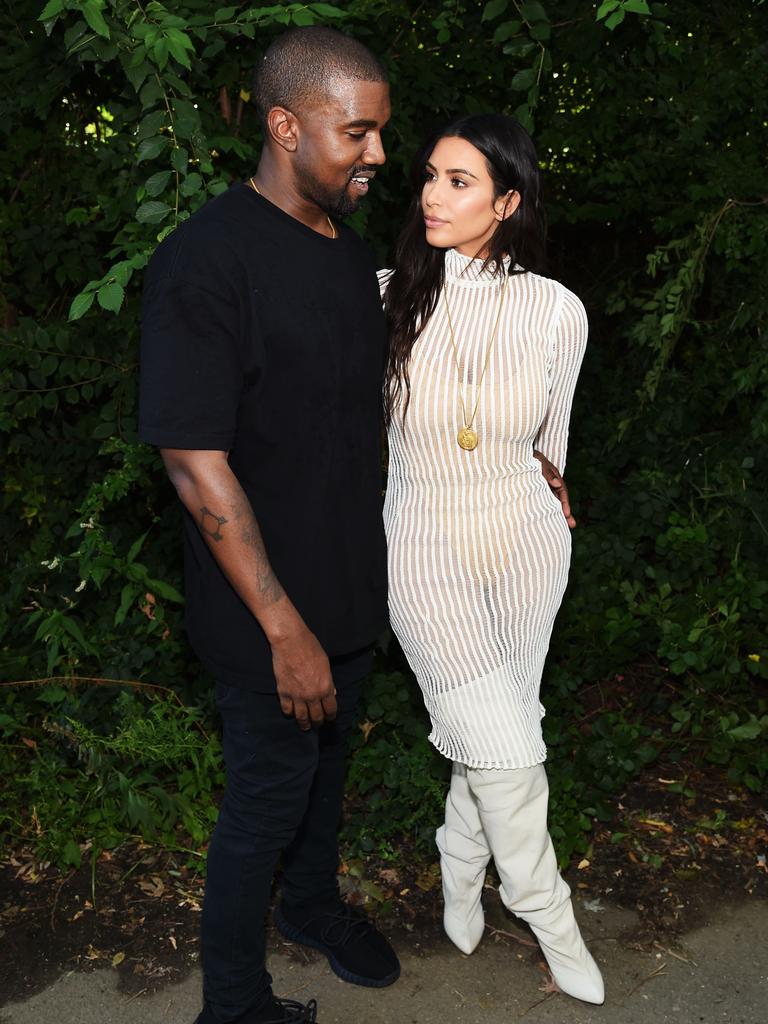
[138,111,167,140]
[310,2,348,15]
[510,67,536,90]
[493,19,522,42]
[623,0,651,13]
[136,201,172,224]
[115,583,137,627]
[166,27,195,49]
[60,615,89,649]
[153,36,170,69]
[166,27,196,68]
[147,576,184,603]
[97,281,124,313]
[605,9,626,28]
[37,0,64,20]
[291,9,315,25]
[514,102,534,132]
[82,0,110,39]
[68,291,95,321]
[62,839,83,868]
[167,35,192,69]
[596,0,621,16]
[214,6,237,20]
[728,720,763,741]
[482,0,509,20]
[39,684,68,704]
[127,532,148,564]
[171,146,188,174]
[503,38,535,57]
[108,259,135,287]
[144,170,172,196]
[137,136,169,162]
[520,1,548,23]
[179,172,203,196]
[64,207,90,225]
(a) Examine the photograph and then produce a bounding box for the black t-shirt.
[139,183,388,689]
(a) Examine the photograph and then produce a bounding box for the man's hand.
[533,450,576,529]
[271,626,337,731]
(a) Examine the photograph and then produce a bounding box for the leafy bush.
[1,0,766,869]
[0,682,222,866]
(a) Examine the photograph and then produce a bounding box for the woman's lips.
[424,215,447,228]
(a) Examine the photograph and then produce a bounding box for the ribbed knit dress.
[381,248,588,770]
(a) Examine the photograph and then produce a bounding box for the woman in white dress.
[380,114,604,1004]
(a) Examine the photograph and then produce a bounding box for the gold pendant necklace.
[247,176,337,240]
[443,270,508,452]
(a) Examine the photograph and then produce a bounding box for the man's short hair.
[253,26,388,124]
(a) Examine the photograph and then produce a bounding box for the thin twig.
[485,923,539,948]
[622,961,667,1001]
[49,869,73,932]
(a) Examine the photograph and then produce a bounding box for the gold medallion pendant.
[443,269,509,454]
[457,427,478,451]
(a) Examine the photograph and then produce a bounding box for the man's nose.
[363,131,386,166]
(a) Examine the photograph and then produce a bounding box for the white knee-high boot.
[467,764,604,1005]
[436,762,492,954]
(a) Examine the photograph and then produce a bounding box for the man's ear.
[266,106,299,153]
[494,190,521,222]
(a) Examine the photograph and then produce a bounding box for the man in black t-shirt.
[140,27,395,1024]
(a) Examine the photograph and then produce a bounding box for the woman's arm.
[533,288,589,477]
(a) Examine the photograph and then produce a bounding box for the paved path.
[2,899,766,1023]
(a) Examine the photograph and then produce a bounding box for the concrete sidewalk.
[2,899,766,1024]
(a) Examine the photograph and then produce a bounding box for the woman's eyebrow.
[425,161,479,179]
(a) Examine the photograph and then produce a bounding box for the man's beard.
[294,164,362,219]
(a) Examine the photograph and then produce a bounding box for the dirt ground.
[1,760,766,1009]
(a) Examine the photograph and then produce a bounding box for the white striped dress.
[381,248,588,769]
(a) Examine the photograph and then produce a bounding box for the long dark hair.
[383,113,547,424]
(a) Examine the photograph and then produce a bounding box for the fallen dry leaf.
[639,818,674,833]
[358,719,377,742]
[138,876,165,898]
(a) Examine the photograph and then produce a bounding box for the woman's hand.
[533,450,576,529]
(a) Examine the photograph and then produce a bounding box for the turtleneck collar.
[443,247,512,286]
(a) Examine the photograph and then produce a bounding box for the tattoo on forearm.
[232,500,286,605]
[199,506,228,542]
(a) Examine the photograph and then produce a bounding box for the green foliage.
[343,670,450,857]
[1,0,766,869]
[0,683,222,865]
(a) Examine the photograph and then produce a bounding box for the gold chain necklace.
[443,273,508,451]
[247,176,337,240]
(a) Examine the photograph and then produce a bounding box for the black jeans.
[199,649,370,1023]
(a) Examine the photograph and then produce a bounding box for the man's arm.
[161,448,336,729]
[533,450,576,529]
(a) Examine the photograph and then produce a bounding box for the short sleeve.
[139,250,245,451]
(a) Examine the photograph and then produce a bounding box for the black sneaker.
[275,900,400,988]
[195,996,318,1023]
[256,997,318,1023]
